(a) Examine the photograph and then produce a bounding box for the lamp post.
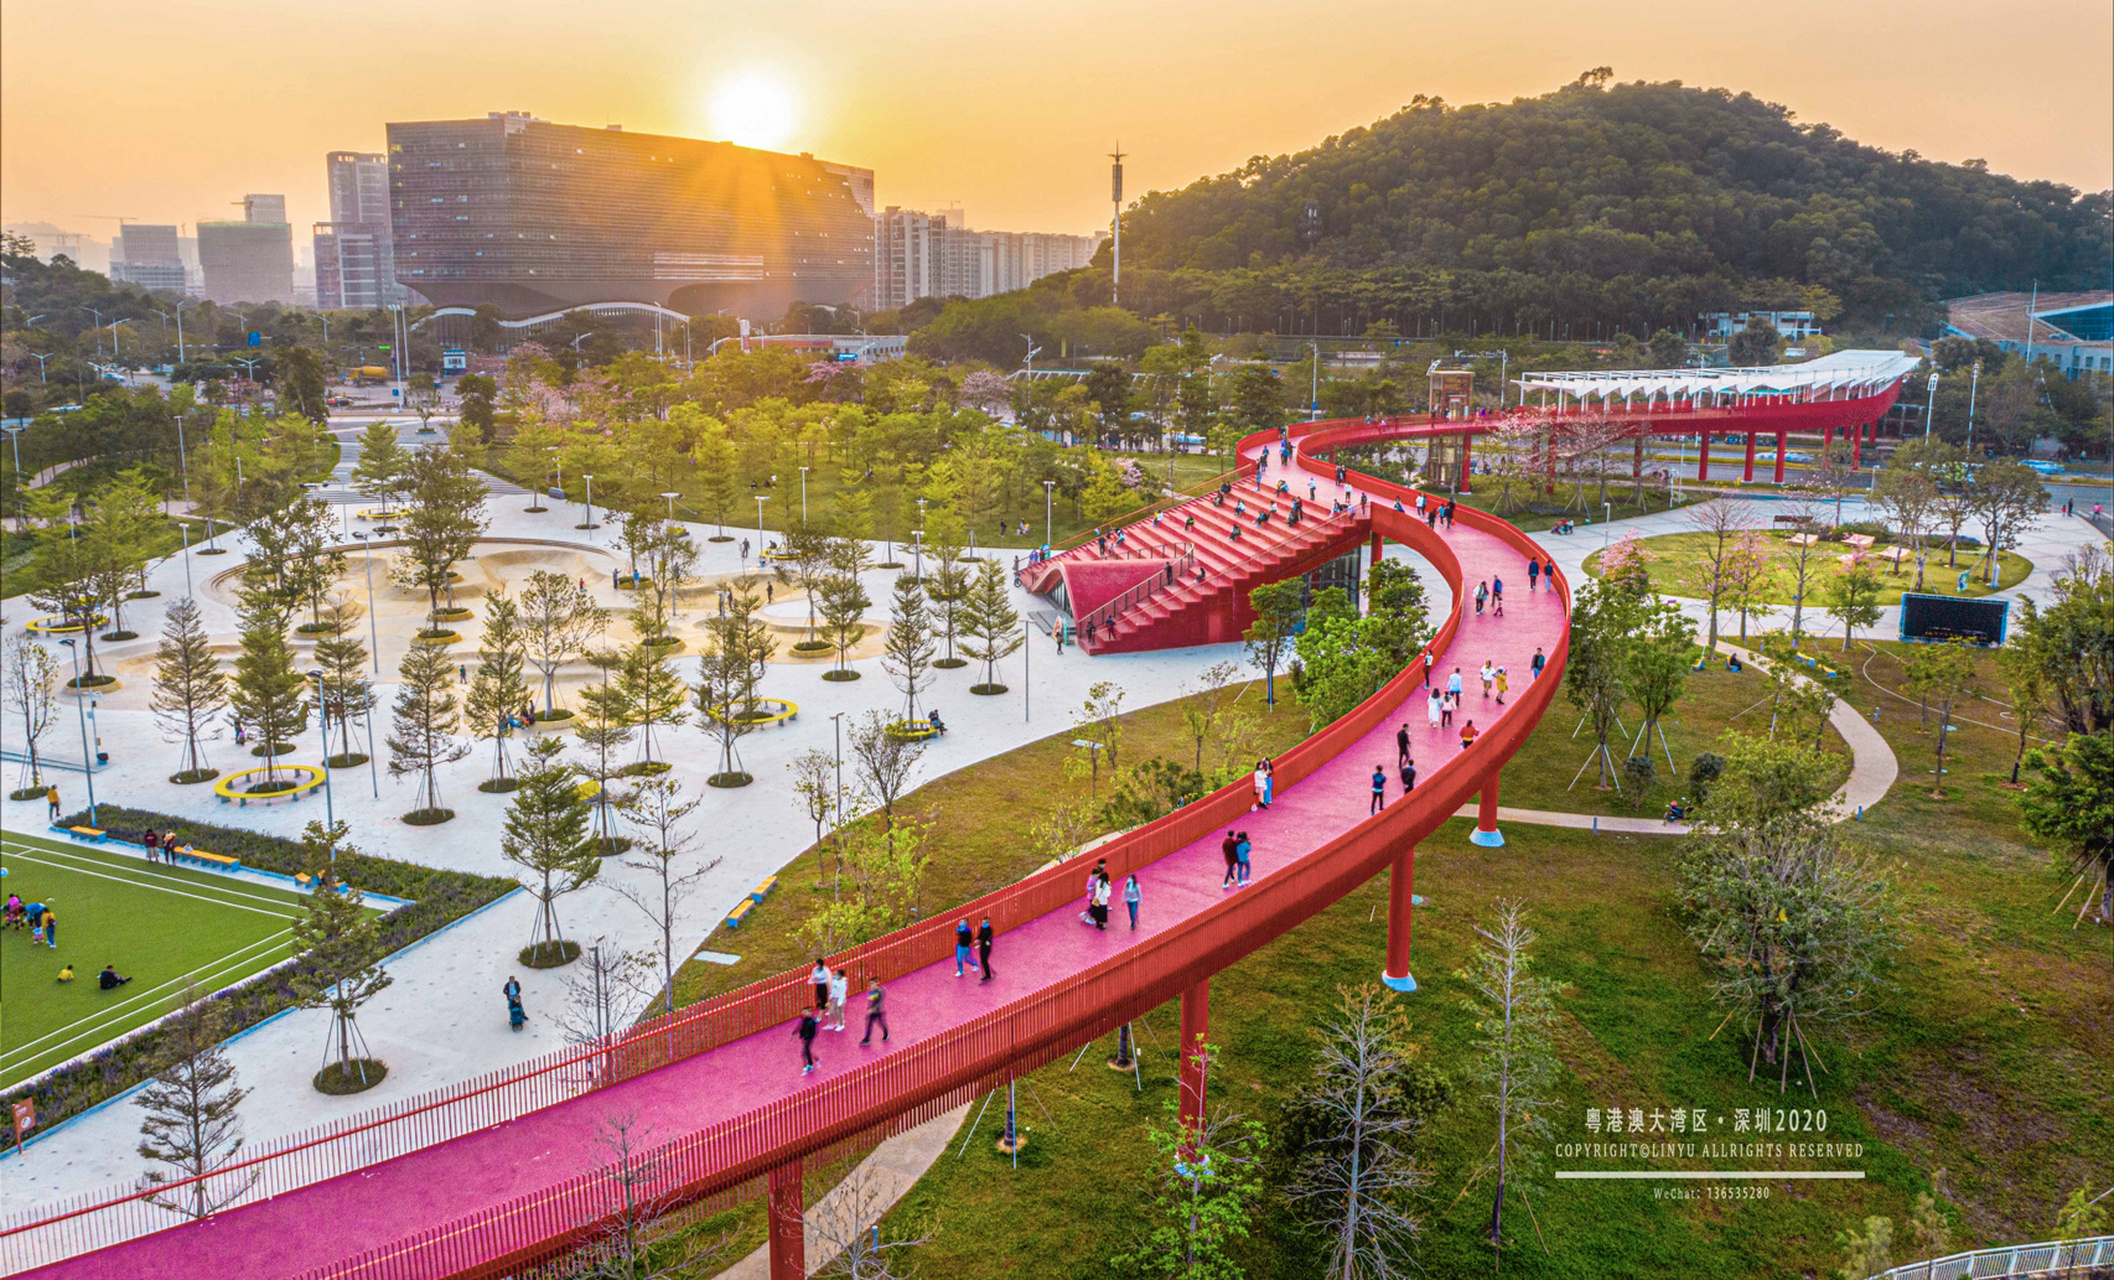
[1923,373,1939,439]
[1309,341,1321,421]
[1965,360,1982,451]
[829,710,846,892]
[27,352,52,383]
[309,669,336,834]
[352,532,380,672]
[755,495,769,556]
[1043,479,1056,547]
[661,490,680,522]
[57,639,96,826]
[799,466,809,524]
[179,523,193,596]
[582,474,597,536]
[545,446,562,514]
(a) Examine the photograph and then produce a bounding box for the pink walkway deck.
[36,442,1566,1280]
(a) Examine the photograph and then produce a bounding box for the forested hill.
[1114,74,2110,326]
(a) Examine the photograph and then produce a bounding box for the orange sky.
[4,0,2109,254]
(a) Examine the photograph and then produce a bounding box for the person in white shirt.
[827,968,849,1031]
[1480,662,1495,697]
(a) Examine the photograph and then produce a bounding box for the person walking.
[1440,690,1456,729]
[46,786,60,822]
[1480,661,1495,698]
[1396,723,1411,765]
[1494,666,1509,705]
[859,978,890,1044]
[41,907,56,949]
[1530,647,1546,681]
[503,975,525,1028]
[1090,873,1112,930]
[1399,755,1417,794]
[1543,556,1556,589]
[1234,832,1253,886]
[1222,830,1240,889]
[810,958,832,1008]
[828,968,850,1030]
[144,829,161,863]
[955,920,976,976]
[1370,765,1387,814]
[1252,760,1271,810]
[1474,580,1488,615]
[1420,648,1434,689]
[976,917,996,982]
[1426,686,1442,730]
[1460,719,1480,751]
[1124,874,1142,930]
[795,1007,821,1074]
[1491,575,1504,616]
[1527,558,1540,592]
[1081,858,1107,923]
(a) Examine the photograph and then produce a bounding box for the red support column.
[1850,421,1864,471]
[767,1159,804,1280]
[1742,430,1757,483]
[1471,770,1504,847]
[1773,430,1787,484]
[1822,421,1834,457]
[1457,431,1473,495]
[1696,431,1710,483]
[1178,980,1210,1133]
[1382,842,1420,992]
[1632,433,1644,478]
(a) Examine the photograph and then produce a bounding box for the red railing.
[6,416,1570,1280]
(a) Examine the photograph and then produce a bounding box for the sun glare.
[709,71,799,151]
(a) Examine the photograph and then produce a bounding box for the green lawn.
[0,832,357,1089]
[1582,530,2032,608]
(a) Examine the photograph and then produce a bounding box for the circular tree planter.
[707,771,753,788]
[196,547,229,556]
[708,535,735,543]
[885,719,938,742]
[970,683,1008,696]
[933,657,968,670]
[477,776,522,794]
[99,631,139,642]
[585,835,634,858]
[402,807,455,826]
[520,940,581,968]
[617,760,674,778]
[876,561,905,570]
[126,590,161,600]
[169,768,222,785]
[243,778,302,796]
[615,577,653,592]
[66,675,119,690]
[10,786,48,801]
[313,1059,388,1095]
[790,640,834,655]
[415,629,461,646]
[641,635,685,654]
[430,608,474,623]
[249,742,295,758]
[525,505,549,514]
[822,668,861,682]
[324,753,369,769]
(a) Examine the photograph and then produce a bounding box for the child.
[828,968,849,1032]
[1495,667,1510,705]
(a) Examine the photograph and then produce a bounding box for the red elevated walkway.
[14,423,1567,1280]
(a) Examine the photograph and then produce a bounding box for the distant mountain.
[1110,74,2110,328]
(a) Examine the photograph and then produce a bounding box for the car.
[2023,460,2065,476]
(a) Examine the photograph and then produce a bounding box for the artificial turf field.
[0,830,335,1090]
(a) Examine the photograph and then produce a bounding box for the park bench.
[724,899,755,930]
[66,826,108,843]
[1772,514,1814,527]
[169,846,240,872]
[750,875,778,904]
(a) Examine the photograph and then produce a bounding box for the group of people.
[793,964,894,1074]
[1251,758,1276,808]
[139,828,187,862]
[4,895,57,947]
[1220,831,1254,888]
[1078,859,1140,930]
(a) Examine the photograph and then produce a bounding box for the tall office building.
[385,111,876,318]
[109,223,188,294]
[199,195,295,304]
[874,206,1101,309]
[314,151,405,309]
[242,193,288,224]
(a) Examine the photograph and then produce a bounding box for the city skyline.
[3,0,2109,253]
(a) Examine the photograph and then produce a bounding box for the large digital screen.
[1899,593,2008,645]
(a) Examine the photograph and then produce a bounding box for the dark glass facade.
[386,113,875,319]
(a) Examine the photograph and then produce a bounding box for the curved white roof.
[1516,349,1920,400]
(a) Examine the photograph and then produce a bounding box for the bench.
[750,875,777,904]
[1772,514,1814,527]
[724,899,754,930]
[169,846,240,872]
[67,826,107,843]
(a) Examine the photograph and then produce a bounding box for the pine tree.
[1458,900,1562,1261]
[349,419,411,510]
[28,530,108,682]
[134,990,256,1220]
[881,573,935,725]
[290,820,393,1092]
[152,597,229,783]
[617,638,687,774]
[386,640,469,822]
[311,596,375,766]
[466,589,530,791]
[519,568,606,717]
[695,578,774,785]
[392,447,488,621]
[959,559,1022,694]
[503,736,599,965]
[228,588,308,786]
[818,536,873,680]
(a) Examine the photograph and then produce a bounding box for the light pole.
[27,352,52,383]
[582,474,597,536]
[755,494,770,555]
[799,466,809,524]
[1602,501,1613,551]
[1043,479,1056,547]
[352,532,380,671]
[179,523,193,596]
[661,490,680,522]
[1309,341,1321,421]
[309,669,336,834]
[1965,360,1982,451]
[829,710,847,883]
[1923,373,1939,439]
[57,639,97,826]
[545,446,562,514]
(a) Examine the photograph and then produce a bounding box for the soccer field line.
[0,926,297,1081]
[0,846,309,921]
[2,834,313,914]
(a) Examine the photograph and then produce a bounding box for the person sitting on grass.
[57,964,74,983]
[98,965,132,990]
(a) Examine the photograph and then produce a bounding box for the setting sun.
[709,70,799,151]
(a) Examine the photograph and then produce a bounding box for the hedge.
[4,809,515,1135]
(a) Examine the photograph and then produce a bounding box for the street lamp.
[1965,360,1982,451]
[1923,373,1939,439]
[661,490,681,522]
[308,669,336,834]
[544,446,562,514]
[57,639,97,827]
[755,494,770,557]
[581,474,597,535]
[799,466,809,524]
[27,352,52,383]
[1043,479,1056,547]
[352,532,380,671]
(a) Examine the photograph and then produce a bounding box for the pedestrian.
[1442,690,1457,729]
[1495,666,1509,705]
[503,975,525,1028]
[41,907,57,948]
[1400,756,1417,793]
[1447,667,1463,701]
[1460,719,1480,751]
[795,1007,820,1074]
[1397,722,1411,765]
[30,915,44,948]
[1370,765,1387,814]
[859,978,890,1044]
[1082,858,1107,922]
[1124,874,1142,930]
[1090,873,1112,930]
[811,958,832,1007]
[1427,686,1442,730]
[46,785,60,821]
[1420,648,1434,689]
[1530,647,1546,681]
[1252,759,1271,809]
[1480,661,1495,697]
[1527,558,1539,592]
[828,967,849,1030]
[144,829,161,862]
[97,964,131,990]
[976,917,996,981]
[1222,829,1239,889]
[1235,832,1253,885]
[1262,758,1275,806]
[955,920,976,976]
[1543,556,1556,588]
[1492,575,1504,616]
[1474,580,1487,615]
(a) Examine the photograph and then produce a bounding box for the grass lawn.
[0,832,371,1089]
[1581,530,2032,608]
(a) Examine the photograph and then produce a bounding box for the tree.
[1625,594,1696,776]
[1458,900,1561,1260]
[3,633,60,792]
[1245,579,1306,709]
[2019,731,2114,927]
[623,513,698,643]
[1647,328,1689,369]
[1281,984,1435,1279]
[800,1162,937,1280]
[134,989,256,1220]
[466,588,529,790]
[520,568,607,717]
[228,588,307,784]
[1870,460,1939,593]
[1111,1060,1269,1280]
[311,596,375,767]
[2009,549,2113,735]
[290,820,394,1090]
[611,776,720,1018]
[276,346,328,423]
[695,576,774,785]
[1775,495,1833,641]
[151,597,228,783]
[880,572,936,724]
[1902,642,1977,792]
[788,748,838,880]
[456,374,498,446]
[1726,315,1781,366]
[1825,558,1884,652]
[391,447,488,621]
[1565,578,1635,791]
[848,708,926,832]
[800,813,932,952]
[958,560,1022,693]
[1965,459,2046,588]
[1835,1216,1894,1280]
[28,527,111,682]
[1683,497,1754,652]
[1071,680,1126,796]
[1720,528,1774,645]
[503,736,600,964]
[1180,662,1245,774]
[618,638,687,773]
[573,649,634,848]
[1996,637,2051,786]
[773,522,835,649]
[349,419,411,510]
[818,537,874,680]
[407,372,441,433]
[925,550,972,669]
[386,640,469,821]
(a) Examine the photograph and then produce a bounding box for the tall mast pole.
[1110,145,1125,308]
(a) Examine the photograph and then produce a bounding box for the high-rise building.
[242,193,288,224]
[385,111,876,318]
[874,206,1102,309]
[109,223,188,294]
[314,151,406,309]
[199,218,295,304]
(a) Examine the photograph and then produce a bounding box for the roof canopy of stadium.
[1514,349,1921,403]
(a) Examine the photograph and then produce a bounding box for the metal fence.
[1874,1235,2113,1279]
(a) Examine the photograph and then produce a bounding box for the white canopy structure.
[1514,349,1920,406]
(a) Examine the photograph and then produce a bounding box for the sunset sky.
[4,0,2109,253]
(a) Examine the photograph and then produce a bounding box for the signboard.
[12,1098,34,1151]
[246,332,261,347]
[1899,593,2008,646]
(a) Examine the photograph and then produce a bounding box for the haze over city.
[4,0,2109,242]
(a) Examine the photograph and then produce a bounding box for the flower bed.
[7,808,514,1133]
